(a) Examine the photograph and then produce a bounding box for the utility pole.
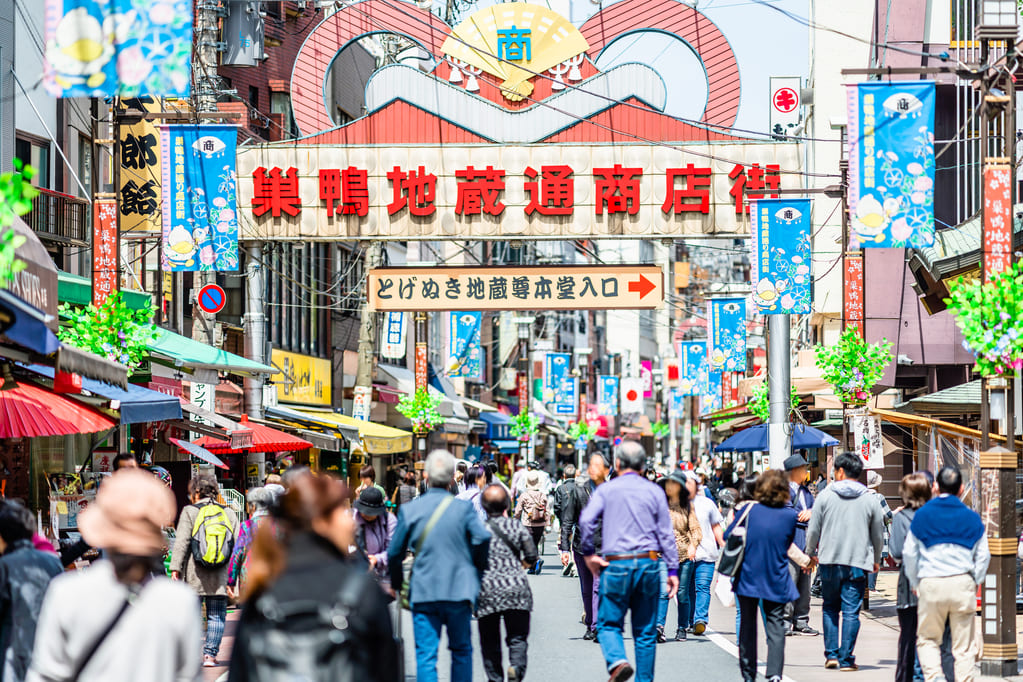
[353,242,383,420]
[242,243,265,418]
[192,0,220,346]
[515,316,534,471]
[414,310,430,458]
[766,314,791,469]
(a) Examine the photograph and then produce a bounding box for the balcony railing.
[23,187,90,246]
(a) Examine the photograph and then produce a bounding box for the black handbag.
[716,501,756,578]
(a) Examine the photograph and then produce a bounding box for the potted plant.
[396,387,445,435]
[58,292,158,376]
[945,263,1023,376]
[509,412,539,442]
[815,326,893,405]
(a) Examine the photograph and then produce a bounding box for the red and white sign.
[983,163,1012,279]
[769,76,802,138]
[621,377,644,413]
[843,255,864,336]
[415,343,429,391]
[517,372,529,415]
[92,200,118,307]
[197,283,226,314]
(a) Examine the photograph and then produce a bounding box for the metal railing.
[23,187,90,245]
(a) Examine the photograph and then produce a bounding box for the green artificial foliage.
[57,292,157,375]
[651,420,670,438]
[396,387,445,434]
[945,262,1023,376]
[815,326,893,404]
[0,159,38,289]
[568,420,597,442]
[509,411,539,442]
[748,381,800,422]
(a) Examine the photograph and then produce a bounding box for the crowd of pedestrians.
[0,437,997,682]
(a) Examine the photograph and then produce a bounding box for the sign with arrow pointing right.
[368,265,664,311]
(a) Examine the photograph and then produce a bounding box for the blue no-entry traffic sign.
[197,284,226,315]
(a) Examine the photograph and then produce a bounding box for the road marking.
[704,626,797,682]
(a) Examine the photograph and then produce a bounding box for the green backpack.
[190,502,235,569]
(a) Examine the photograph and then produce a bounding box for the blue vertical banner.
[750,198,812,315]
[380,312,406,359]
[701,370,722,413]
[847,81,935,248]
[44,0,193,98]
[447,312,482,378]
[707,298,746,372]
[544,352,576,415]
[670,390,684,417]
[159,125,239,271]
[677,342,705,396]
[597,375,619,416]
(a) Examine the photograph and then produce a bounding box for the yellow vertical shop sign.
[271,348,332,406]
[118,98,191,233]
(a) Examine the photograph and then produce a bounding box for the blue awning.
[26,365,182,425]
[0,290,59,355]
[480,411,511,439]
[490,439,521,454]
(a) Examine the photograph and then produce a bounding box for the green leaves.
[747,381,800,422]
[57,292,158,376]
[396,387,445,434]
[814,326,893,404]
[945,262,1023,376]
[509,412,539,441]
[651,420,670,438]
[0,159,38,289]
[568,420,597,442]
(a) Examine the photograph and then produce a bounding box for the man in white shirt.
[686,472,724,635]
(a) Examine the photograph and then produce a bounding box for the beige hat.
[526,470,541,488]
[78,469,177,555]
[867,471,882,489]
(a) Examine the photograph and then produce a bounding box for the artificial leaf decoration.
[568,420,596,442]
[815,326,893,404]
[651,420,670,438]
[748,382,800,422]
[945,263,1023,376]
[396,387,445,434]
[509,411,539,442]
[57,292,157,375]
[0,159,38,289]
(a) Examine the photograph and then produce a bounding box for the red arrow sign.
[628,274,656,299]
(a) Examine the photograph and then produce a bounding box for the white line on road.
[704,627,797,682]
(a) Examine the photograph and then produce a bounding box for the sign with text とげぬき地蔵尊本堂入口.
[367,266,664,311]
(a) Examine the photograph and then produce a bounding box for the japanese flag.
[621,378,644,414]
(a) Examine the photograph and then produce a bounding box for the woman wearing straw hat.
[514,471,548,575]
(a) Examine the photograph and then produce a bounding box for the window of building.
[15,134,50,189]
[265,242,332,358]
[270,91,298,139]
[249,86,260,112]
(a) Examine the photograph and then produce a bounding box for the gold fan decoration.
[442,3,589,102]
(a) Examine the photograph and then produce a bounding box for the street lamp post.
[574,347,593,469]
[514,316,535,472]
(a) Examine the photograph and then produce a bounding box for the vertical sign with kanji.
[844,255,864,336]
[380,312,407,359]
[92,200,118,306]
[640,360,653,398]
[517,372,529,415]
[750,198,812,314]
[415,343,429,391]
[597,375,619,416]
[983,163,1012,280]
[677,341,705,396]
[707,298,746,372]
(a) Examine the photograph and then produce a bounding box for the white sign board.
[851,414,884,470]
[352,385,372,422]
[769,76,802,139]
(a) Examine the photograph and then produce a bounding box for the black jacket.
[558,479,602,554]
[0,539,62,682]
[228,531,399,682]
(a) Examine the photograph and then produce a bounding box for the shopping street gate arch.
[241,0,803,242]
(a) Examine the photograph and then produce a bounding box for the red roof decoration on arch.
[289,0,744,144]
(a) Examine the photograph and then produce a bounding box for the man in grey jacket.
[805,452,884,672]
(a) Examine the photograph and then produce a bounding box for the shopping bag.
[713,572,735,608]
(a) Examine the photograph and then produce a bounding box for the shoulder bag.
[487,520,522,561]
[716,501,756,578]
[400,496,454,609]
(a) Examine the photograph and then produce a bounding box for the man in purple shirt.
[579,441,679,682]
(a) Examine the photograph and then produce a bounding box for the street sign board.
[197,284,226,314]
[367,266,664,311]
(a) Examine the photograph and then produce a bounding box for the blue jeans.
[819,564,866,667]
[597,557,660,682]
[689,560,715,626]
[202,596,227,657]
[412,600,474,682]
[656,559,669,629]
[676,560,695,629]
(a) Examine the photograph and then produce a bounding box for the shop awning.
[148,327,278,378]
[480,411,512,439]
[170,438,228,469]
[176,401,253,449]
[461,396,498,413]
[0,377,115,437]
[377,364,468,419]
[195,414,312,454]
[440,417,470,434]
[253,416,339,451]
[0,289,59,355]
[900,380,981,417]
[266,404,413,455]
[54,345,128,389]
[490,439,522,454]
[25,365,181,425]
[57,271,152,310]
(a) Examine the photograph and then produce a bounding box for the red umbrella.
[0,379,116,438]
[193,414,312,454]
